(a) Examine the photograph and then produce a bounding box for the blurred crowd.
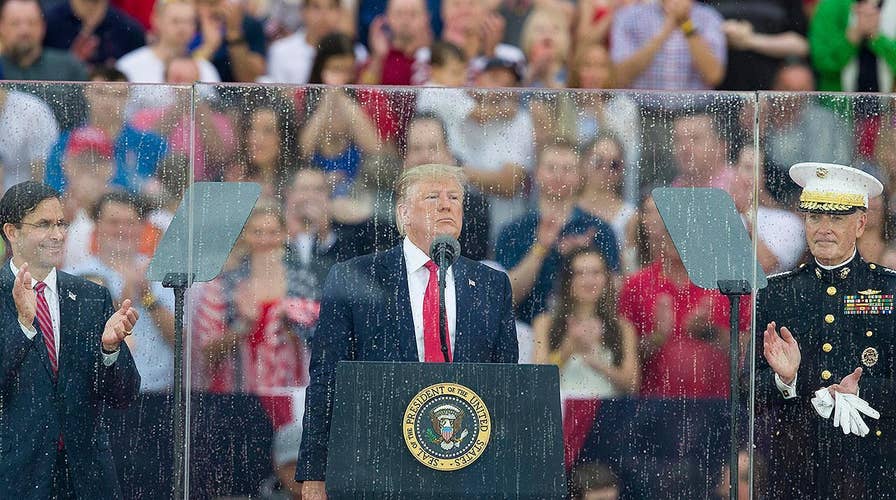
[2,0,896,497]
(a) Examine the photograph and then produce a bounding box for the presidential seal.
[402,382,491,471]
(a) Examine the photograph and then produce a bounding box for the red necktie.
[423,261,451,362]
[34,281,58,375]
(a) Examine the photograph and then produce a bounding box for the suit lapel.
[379,247,417,361]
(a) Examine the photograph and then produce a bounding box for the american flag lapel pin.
[469,279,476,287]
[68,291,76,301]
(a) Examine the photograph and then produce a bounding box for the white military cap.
[790,162,884,213]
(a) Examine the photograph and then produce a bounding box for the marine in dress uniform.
[755,163,896,499]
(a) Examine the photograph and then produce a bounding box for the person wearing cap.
[756,162,896,498]
[55,126,116,271]
[452,58,534,241]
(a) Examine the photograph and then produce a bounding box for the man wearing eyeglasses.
[0,181,141,499]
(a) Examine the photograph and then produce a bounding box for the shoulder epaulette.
[867,262,896,275]
[767,262,807,280]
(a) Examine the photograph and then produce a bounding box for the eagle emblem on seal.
[427,404,469,450]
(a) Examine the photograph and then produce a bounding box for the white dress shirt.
[403,237,456,361]
[12,261,118,365]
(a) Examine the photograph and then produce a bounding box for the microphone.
[429,235,460,362]
[430,235,460,269]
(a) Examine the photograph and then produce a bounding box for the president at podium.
[297,164,519,499]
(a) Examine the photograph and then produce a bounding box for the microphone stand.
[436,253,451,362]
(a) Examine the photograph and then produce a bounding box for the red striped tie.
[423,261,451,362]
[34,281,57,375]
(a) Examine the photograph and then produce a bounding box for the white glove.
[833,391,853,435]
[812,388,834,419]
[841,393,880,437]
[813,389,880,437]
[840,393,880,420]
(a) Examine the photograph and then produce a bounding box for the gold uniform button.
[870,263,878,270]
[876,430,882,437]
[822,343,833,353]
[824,314,835,324]
[827,286,837,296]
[821,370,832,380]
[867,330,874,337]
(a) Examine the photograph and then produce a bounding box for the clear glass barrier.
[6,80,890,498]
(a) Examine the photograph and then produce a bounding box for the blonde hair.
[394,164,466,236]
[520,7,571,65]
[154,0,192,16]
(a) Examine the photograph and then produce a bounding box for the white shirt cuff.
[19,321,37,340]
[774,372,798,399]
[102,349,120,366]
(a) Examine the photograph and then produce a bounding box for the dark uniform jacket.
[755,254,896,499]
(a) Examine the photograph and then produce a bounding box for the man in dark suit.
[297,164,518,499]
[0,181,140,499]
[757,163,896,498]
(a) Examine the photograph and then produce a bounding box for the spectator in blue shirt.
[43,0,146,69]
[496,138,619,324]
[190,0,266,82]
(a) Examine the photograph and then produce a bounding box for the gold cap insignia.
[862,347,879,367]
[816,167,828,178]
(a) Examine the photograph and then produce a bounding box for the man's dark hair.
[673,108,728,143]
[430,40,466,66]
[88,65,128,82]
[90,191,148,222]
[0,181,60,246]
[409,111,450,147]
[308,32,355,84]
[570,461,619,498]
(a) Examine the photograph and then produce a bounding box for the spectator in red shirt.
[619,195,750,398]
[411,0,525,84]
[359,0,432,85]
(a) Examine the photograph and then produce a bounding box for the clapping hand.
[12,262,36,326]
[723,20,754,50]
[829,367,862,396]
[763,321,801,385]
[102,299,139,352]
[568,316,603,351]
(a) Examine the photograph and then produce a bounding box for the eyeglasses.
[19,220,71,233]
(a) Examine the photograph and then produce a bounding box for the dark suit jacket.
[296,245,518,481]
[0,266,140,499]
